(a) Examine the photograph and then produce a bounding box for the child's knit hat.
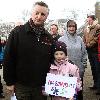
[51,41,67,56]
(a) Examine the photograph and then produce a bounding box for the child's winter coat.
[49,58,81,100]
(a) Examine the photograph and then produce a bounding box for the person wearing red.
[96,28,100,95]
[98,31,100,62]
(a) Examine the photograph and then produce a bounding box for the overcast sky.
[0,0,96,22]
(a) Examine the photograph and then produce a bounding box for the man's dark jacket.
[3,22,53,87]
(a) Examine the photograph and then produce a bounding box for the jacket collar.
[24,19,46,35]
[24,21,33,33]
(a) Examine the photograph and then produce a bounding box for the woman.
[58,20,87,100]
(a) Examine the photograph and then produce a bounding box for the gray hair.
[31,1,50,14]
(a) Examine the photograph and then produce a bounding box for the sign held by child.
[45,73,77,98]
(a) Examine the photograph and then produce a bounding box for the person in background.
[49,41,82,100]
[3,1,53,100]
[83,15,100,93]
[92,18,100,95]
[0,37,6,68]
[50,24,61,42]
[0,37,5,98]
[96,25,100,95]
[0,76,5,98]
[58,20,87,100]
[98,29,100,62]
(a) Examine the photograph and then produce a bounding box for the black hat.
[51,41,67,56]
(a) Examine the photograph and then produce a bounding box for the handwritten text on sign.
[45,73,77,98]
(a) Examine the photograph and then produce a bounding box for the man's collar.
[24,20,46,35]
[24,21,32,33]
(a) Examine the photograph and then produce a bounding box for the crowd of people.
[0,1,100,100]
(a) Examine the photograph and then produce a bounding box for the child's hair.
[50,41,67,63]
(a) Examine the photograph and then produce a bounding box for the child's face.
[54,51,66,63]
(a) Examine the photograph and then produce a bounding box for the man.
[83,15,100,93]
[3,1,53,100]
[50,24,61,42]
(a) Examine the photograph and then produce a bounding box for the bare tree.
[21,9,31,22]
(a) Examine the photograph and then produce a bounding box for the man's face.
[87,17,94,25]
[31,5,49,25]
[50,25,58,35]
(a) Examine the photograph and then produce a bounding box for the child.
[49,41,82,100]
